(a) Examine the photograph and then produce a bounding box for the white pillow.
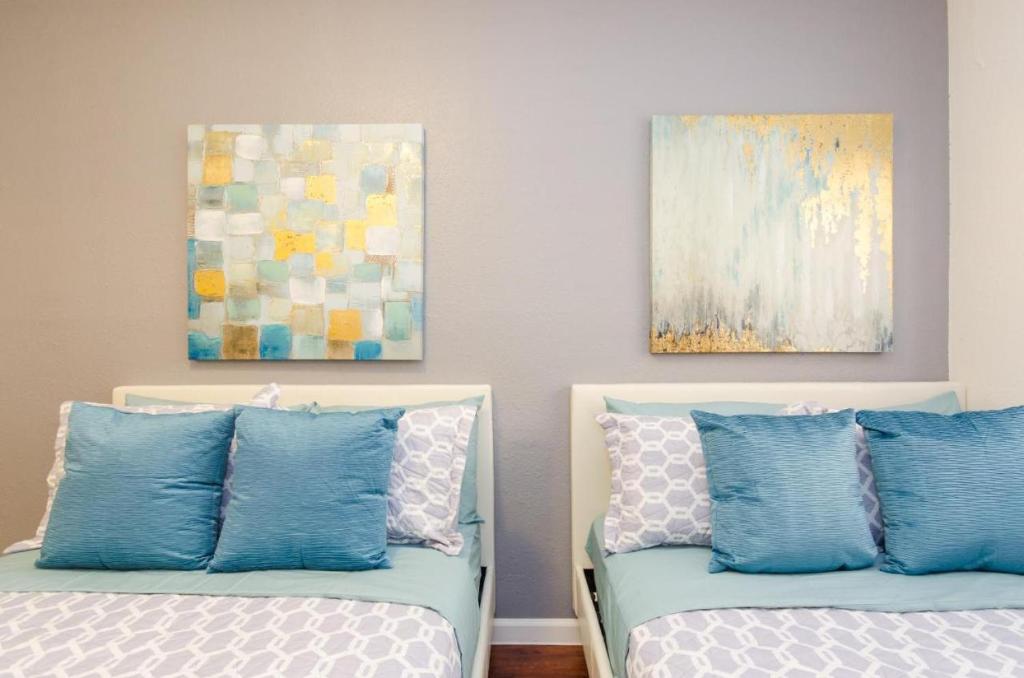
[598,413,711,553]
[386,404,477,555]
[4,384,280,555]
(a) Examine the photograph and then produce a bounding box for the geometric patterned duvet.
[0,592,460,678]
[627,607,1024,677]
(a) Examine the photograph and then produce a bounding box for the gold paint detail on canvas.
[186,124,424,360]
[651,114,893,353]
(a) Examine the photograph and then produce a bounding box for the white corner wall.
[949,0,1024,408]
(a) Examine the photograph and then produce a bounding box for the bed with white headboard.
[112,383,496,678]
[570,381,964,678]
[1,383,494,678]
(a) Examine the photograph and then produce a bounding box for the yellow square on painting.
[366,194,397,226]
[205,131,235,155]
[305,175,337,203]
[315,251,335,276]
[328,309,362,341]
[273,230,297,260]
[194,269,225,299]
[203,155,232,185]
[295,232,316,254]
[344,220,368,250]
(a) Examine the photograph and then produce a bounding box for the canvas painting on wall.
[187,124,424,360]
[650,114,893,353]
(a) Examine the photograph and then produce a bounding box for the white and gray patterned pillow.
[782,401,883,547]
[597,413,712,553]
[4,384,280,555]
[386,405,477,556]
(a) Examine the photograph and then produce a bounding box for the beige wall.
[0,0,950,617]
[949,0,1024,408]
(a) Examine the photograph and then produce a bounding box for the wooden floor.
[489,645,589,677]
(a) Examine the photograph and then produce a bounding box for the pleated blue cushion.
[209,407,403,572]
[36,403,235,570]
[693,409,877,574]
[857,406,1024,575]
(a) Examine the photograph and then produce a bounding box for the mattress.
[0,524,481,678]
[587,515,1024,678]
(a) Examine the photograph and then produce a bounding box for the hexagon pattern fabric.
[0,591,460,678]
[597,413,712,553]
[627,607,1024,677]
[387,405,477,556]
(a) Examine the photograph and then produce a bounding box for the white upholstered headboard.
[113,384,494,567]
[570,381,964,570]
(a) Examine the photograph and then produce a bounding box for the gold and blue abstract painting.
[187,124,424,360]
[651,114,893,353]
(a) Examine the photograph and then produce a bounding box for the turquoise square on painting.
[355,341,382,360]
[259,324,291,359]
[360,164,387,194]
[257,260,289,283]
[292,334,325,359]
[188,332,221,360]
[226,297,260,322]
[225,183,258,212]
[385,301,412,341]
[187,240,201,320]
[354,263,382,282]
[36,403,235,570]
[196,241,223,269]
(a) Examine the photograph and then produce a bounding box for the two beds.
[0,384,495,678]
[572,382,1024,678]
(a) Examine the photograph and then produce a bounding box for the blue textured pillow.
[36,403,235,570]
[857,406,1024,575]
[605,397,784,417]
[313,396,485,524]
[693,409,877,574]
[209,407,404,572]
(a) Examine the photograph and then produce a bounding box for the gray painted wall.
[0,0,948,618]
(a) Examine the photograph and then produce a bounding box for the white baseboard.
[492,618,580,645]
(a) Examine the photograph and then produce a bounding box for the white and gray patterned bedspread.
[0,592,460,678]
[628,608,1024,677]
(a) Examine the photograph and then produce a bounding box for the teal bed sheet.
[1,523,482,678]
[588,515,1024,678]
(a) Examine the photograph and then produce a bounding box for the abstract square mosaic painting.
[187,124,424,360]
[651,114,893,353]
